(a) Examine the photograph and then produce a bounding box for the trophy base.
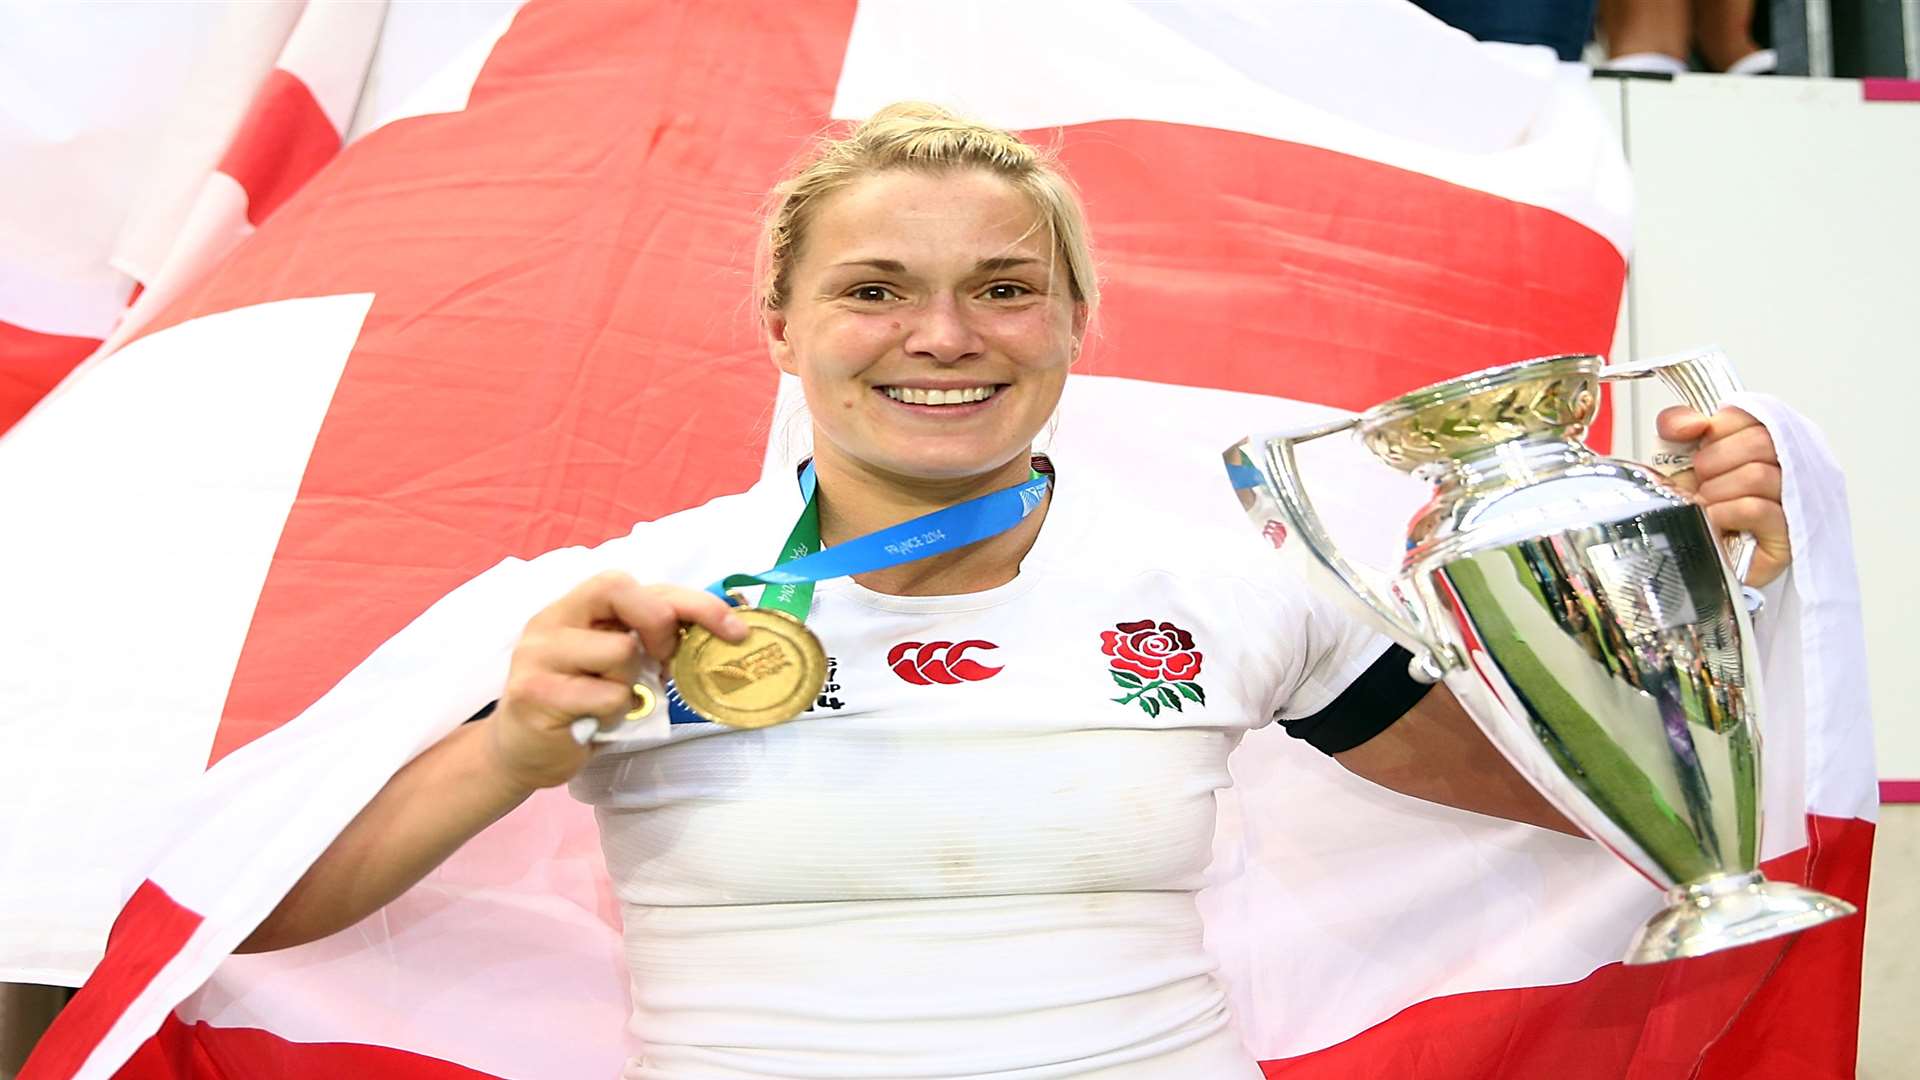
[1623,871,1857,965]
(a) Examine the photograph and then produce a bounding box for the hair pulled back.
[758,102,1098,318]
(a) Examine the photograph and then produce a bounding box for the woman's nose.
[902,296,984,363]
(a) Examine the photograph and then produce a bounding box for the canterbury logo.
[887,640,1002,685]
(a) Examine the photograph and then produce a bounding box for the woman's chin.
[860,446,1035,486]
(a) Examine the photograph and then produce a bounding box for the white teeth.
[883,385,997,405]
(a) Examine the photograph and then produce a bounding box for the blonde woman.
[239,104,1792,1078]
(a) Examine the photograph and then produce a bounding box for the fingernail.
[723,613,748,638]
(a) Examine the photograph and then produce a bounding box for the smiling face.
[766,168,1085,488]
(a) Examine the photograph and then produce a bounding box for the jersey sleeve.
[1234,564,1432,754]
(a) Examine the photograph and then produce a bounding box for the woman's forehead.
[804,169,1051,266]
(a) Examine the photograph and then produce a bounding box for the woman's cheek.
[828,320,904,367]
[1000,310,1077,366]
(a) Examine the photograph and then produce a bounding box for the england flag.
[2,2,1874,1078]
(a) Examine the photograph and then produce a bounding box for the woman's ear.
[766,310,799,376]
[1069,303,1089,362]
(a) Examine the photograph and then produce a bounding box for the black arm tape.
[466,700,498,723]
[1281,644,1435,755]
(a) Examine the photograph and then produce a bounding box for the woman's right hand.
[488,571,747,791]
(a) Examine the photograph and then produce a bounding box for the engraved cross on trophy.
[1224,349,1855,964]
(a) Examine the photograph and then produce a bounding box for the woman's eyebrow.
[827,256,1043,274]
[831,258,909,272]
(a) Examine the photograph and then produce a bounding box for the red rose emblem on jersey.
[1102,620,1203,681]
[1101,619,1206,718]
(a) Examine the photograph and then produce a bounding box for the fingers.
[1705,496,1792,588]
[501,668,634,731]
[1654,406,1791,587]
[1703,405,1762,436]
[504,571,751,741]
[1705,496,1788,543]
[1690,422,1776,483]
[1660,404,1762,440]
[606,582,748,661]
[531,571,649,630]
[520,625,640,678]
[1656,406,1710,443]
[1695,460,1782,504]
[1664,407,1777,492]
[531,572,748,661]
[492,571,746,789]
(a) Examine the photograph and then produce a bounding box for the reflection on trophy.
[1224,349,1855,964]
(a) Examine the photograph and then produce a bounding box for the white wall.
[1595,80,1917,1077]
[1597,73,1920,787]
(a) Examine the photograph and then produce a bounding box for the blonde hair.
[756,102,1099,318]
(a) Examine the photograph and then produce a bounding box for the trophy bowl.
[1224,350,1855,964]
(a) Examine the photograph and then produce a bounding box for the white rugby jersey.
[568,453,1400,1079]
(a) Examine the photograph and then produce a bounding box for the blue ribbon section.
[701,465,1053,602]
[669,465,1053,725]
[666,682,703,725]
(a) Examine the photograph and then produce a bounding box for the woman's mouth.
[879,384,1001,406]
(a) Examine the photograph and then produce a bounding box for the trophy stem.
[1623,870,1857,965]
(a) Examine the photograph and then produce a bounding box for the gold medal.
[669,607,827,729]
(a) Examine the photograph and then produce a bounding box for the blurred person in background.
[1600,0,1776,74]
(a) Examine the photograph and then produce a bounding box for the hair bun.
[863,101,961,126]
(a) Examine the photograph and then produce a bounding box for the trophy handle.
[1230,419,1458,683]
[1598,346,1760,589]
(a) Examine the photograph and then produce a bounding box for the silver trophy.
[1224,349,1855,964]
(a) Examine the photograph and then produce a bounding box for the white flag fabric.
[0,0,391,432]
[4,2,1873,1078]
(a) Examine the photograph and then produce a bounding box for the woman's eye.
[983,283,1031,301]
[848,285,896,302]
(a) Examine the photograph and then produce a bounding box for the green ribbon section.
[742,487,822,620]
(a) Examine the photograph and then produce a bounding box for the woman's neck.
[809,446,1051,597]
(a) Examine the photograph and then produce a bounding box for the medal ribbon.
[665,463,1048,725]
[705,461,1051,614]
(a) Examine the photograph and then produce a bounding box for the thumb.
[1656,406,1711,443]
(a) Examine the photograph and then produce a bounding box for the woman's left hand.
[1657,406,1790,588]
